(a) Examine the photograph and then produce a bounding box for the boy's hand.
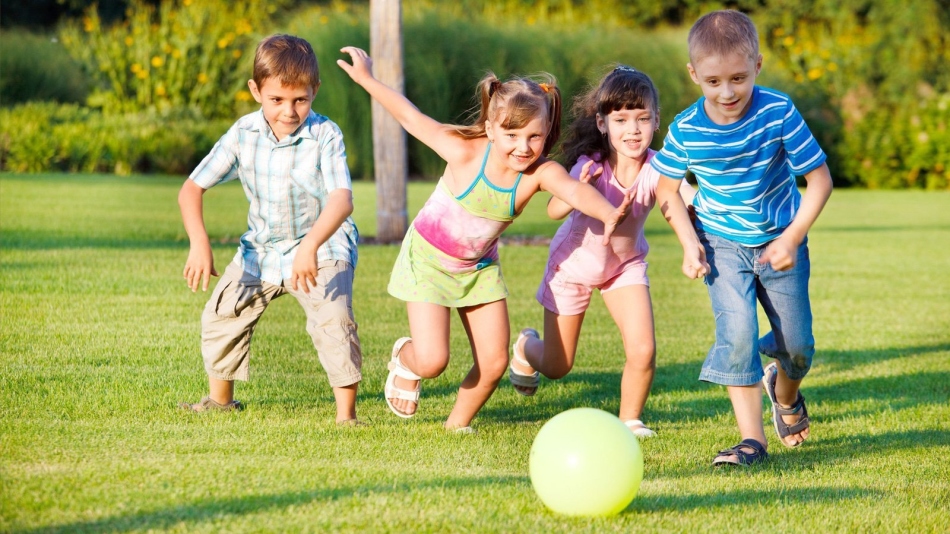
[601,190,633,244]
[183,244,218,292]
[760,235,798,271]
[682,245,709,279]
[290,246,319,294]
[336,47,374,85]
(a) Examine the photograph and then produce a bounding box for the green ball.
[529,408,644,516]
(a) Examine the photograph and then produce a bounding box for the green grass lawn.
[1,173,948,533]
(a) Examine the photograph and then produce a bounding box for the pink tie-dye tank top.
[412,147,522,272]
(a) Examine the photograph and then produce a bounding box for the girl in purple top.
[510,66,694,438]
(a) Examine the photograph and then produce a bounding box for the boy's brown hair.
[252,34,320,89]
[687,10,760,64]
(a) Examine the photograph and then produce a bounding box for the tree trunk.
[370,0,408,243]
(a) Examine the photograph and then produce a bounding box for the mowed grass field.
[1,173,948,533]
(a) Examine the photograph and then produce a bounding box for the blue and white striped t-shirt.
[190,109,359,285]
[652,86,826,246]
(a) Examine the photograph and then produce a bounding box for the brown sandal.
[178,396,243,412]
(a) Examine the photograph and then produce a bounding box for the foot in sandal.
[763,362,811,447]
[385,337,420,418]
[509,328,541,396]
[623,419,657,439]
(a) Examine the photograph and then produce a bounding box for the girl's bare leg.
[514,309,585,384]
[388,301,452,416]
[603,285,656,423]
[445,299,511,429]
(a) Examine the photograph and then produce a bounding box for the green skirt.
[387,227,508,307]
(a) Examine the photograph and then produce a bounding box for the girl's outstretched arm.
[546,160,603,220]
[538,162,632,244]
[337,47,461,161]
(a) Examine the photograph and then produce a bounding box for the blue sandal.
[712,438,768,467]
[763,362,810,447]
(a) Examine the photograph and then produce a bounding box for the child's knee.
[414,358,449,379]
[624,340,656,368]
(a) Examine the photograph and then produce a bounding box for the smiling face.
[687,51,761,125]
[248,77,318,141]
[485,114,549,173]
[597,106,658,164]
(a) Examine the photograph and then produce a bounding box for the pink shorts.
[536,261,649,316]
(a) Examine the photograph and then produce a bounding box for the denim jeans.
[698,231,815,386]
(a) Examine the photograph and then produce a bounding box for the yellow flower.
[131,63,142,73]
[783,36,795,47]
[136,70,149,80]
[827,62,838,72]
[183,0,192,5]
[235,19,252,35]
[125,36,134,46]
[807,68,823,80]
[772,27,785,37]
[232,49,242,59]
[236,91,252,102]
[83,16,95,33]
[172,49,182,59]
[197,73,209,84]
[156,85,166,96]
[320,15,329,25]
[217,38,229,49]
[151,56,164,68]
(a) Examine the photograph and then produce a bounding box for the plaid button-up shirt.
[190,109,359,285]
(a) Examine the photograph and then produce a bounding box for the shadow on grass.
[480,342,949,453]
[16,475,524,534]
[629,485,884,514]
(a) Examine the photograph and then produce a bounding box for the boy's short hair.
[252,34,319,90]
[688,10,759,64]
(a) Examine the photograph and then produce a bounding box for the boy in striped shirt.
[652,10,833,466]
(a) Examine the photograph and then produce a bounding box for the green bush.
[0,29,89,107]
[58,0,279,119]
[0,103,231,175]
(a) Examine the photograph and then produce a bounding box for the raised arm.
[656,175,707,279]
[178,179,218,292]
[337,47,460,161]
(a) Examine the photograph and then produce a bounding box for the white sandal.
[624,419,657,438]
[385,337,420,419]
[509,328,541,396]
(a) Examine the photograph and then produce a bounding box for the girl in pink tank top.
[510,66,695,438]
[339,47,633,431]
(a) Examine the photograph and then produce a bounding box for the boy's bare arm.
[178,179,218,292]
[760,163,833,270]
[656,175,708,279]
[290,188,354,293]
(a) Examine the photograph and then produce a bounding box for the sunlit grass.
[1,174,948,533]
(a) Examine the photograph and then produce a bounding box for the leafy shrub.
[0,29,89,107]
[0,103,231,175]
[58,0,279,119]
